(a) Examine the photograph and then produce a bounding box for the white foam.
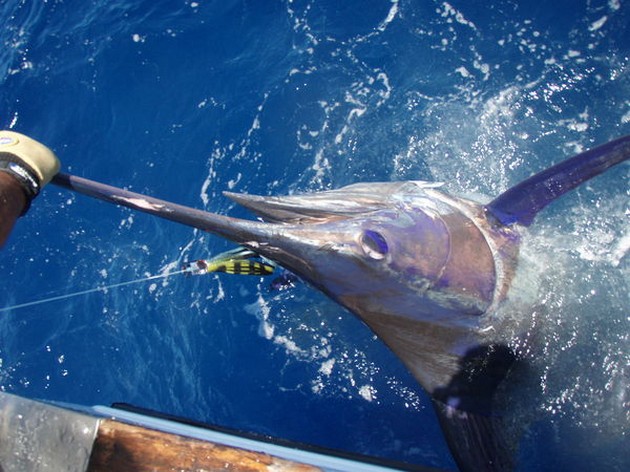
[377,0,399,32]
[310,149,330,184]
[227,173,242,190]
[455,66,471,78]
[119,215,134,229]
[440,2,477,30]
[589,16,608,32]
[273,335,305,355]
[358,385,376,402]
[201,148,223,207]
[318,358,336,376]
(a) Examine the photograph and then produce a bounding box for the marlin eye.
[361,230,388,259]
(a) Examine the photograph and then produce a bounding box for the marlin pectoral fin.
[485,135,630,226]
[429,344,518,472]
[433,401,514,472]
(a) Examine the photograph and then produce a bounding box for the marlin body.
[52,135,630,471]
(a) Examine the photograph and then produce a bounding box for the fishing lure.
[183,247,275,276]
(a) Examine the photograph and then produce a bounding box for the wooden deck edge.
[87,418,322,472]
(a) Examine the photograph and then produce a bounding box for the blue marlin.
[52,135,630,471]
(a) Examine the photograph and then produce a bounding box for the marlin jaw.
[218,181,520,394]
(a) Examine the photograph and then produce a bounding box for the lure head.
[223,181,519,393]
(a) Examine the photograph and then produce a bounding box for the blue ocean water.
[1,0,628,470]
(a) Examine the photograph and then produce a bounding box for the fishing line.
[0,269,189,314]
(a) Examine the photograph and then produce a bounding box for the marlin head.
[227,182,509,319]
[222,181,519,396]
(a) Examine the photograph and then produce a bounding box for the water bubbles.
[589,16,609,32]
[358,384,377,402]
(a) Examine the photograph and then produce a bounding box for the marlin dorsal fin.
[485,135,630,227]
